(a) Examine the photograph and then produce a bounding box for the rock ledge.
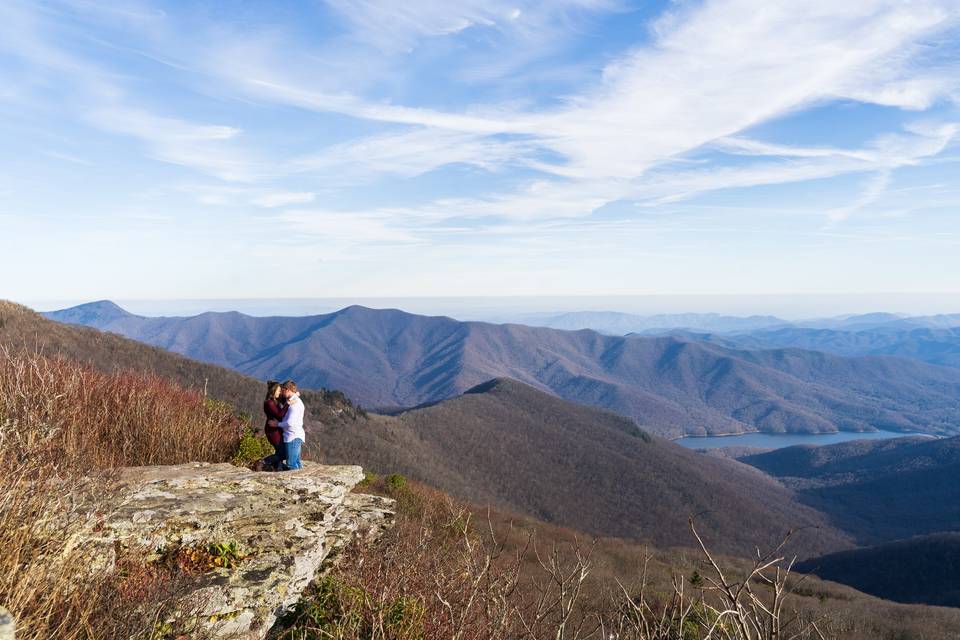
[93,461,393,639]
[0,607,13,640]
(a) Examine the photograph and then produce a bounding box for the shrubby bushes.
[0,347,245,470]
[272,476,832,640]
[233,426,275,466]
[0,347,251,639]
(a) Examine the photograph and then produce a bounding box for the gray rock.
[0,606,13,640]
[84,462,393,639]
[321,492,396,572]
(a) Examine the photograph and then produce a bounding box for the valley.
[7,298,960,625]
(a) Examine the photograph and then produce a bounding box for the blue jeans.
[265,440,286,470]
[284,438,303,470]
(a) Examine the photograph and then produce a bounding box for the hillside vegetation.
[46,301,960,438]
[1,300,360,426]
[0,347,242,469]
[741,436,960,543]
[275,474,960,640]
[0,344,255,639]
[797,533,960,608]
[316,377,852,559]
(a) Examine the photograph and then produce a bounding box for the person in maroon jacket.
[263,380,288,470]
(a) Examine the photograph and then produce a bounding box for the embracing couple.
[262,380,306,471]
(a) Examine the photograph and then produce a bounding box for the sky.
[2,0,960,312]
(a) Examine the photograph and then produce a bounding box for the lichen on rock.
[87,461,393,639]
[0,606,14,640]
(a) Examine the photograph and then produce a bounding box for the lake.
[675,429,927,450]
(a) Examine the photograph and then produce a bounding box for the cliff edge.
[85,462,393,639]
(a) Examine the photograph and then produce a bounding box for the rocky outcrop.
[91,462,393,639]
[0,607,13,640]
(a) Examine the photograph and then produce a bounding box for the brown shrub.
[0,347,247,639]
[0,345,244,470]
[275,477,960,640]
[272,479,800,639]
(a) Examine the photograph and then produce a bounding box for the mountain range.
[44,300,960,439]
[686,325,960,369]
[4,300,846,558]
[12,299,960,608]
[498,309,960,370]
[796,312,960,331]
[499,310,960,336]
[506,310,789,335]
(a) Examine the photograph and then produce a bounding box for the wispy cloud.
[85,107,264,182]
[826,171,892,223]
[41,149,92,165]
[324,0,616,53]
[182,185,316,208]
[18,0,959,204]
[185,0,960,216]
[277,208,422,244]
[4,0,960,299]
[251,191,316,208]
[291,127,539,181]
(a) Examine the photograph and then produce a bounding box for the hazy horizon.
[20,292,960,322]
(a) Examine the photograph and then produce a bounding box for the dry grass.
[0,345,243,470]
[0,346,247,639]
[273,476,960,640]
[272,477,823,640]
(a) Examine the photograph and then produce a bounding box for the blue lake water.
[675,429,926,450]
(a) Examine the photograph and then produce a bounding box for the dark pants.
[265,440,286,470]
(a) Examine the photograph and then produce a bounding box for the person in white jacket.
[277,380,306,470]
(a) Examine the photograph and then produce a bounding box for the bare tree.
[603,516,829,640]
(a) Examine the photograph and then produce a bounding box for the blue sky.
[2,0,960,307]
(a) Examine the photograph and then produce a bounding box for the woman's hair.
[265,380,281,402]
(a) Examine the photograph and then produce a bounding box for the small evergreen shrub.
[357,470,378,489]
[232,427,274,466]
[382,473,425,515]
[385,473,407,493]
[271,575,425,639]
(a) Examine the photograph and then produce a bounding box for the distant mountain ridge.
[48,299,135,326]
[796,312,960,331]
[508,309,960,369]
[510,310,789,335]
[45,301,960,438]
[500,310,960,336]
[689,325,960,369]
